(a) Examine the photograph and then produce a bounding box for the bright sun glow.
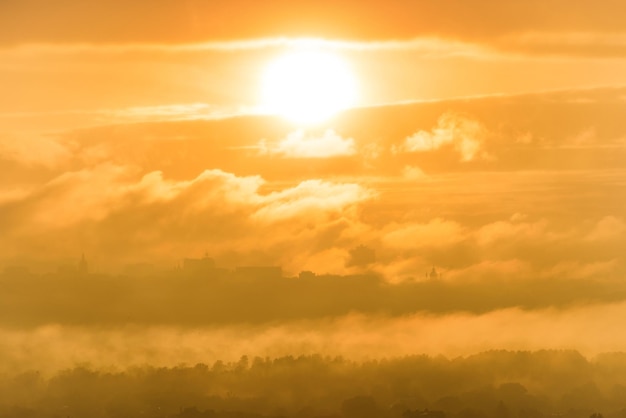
[260,50,358,124]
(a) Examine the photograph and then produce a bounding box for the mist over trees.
[2,350,626,418]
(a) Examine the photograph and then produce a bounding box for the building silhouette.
[428,266,440,280]
[298,270,316,280]
[235,266,282,280]
[183,253,216,275]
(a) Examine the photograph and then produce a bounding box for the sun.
[260,49,358,125]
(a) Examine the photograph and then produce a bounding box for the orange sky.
[2,0,626,120]
[1,0,624,272]
[1,0,626,371]
[1,0,625,273]
[2,0,626,45]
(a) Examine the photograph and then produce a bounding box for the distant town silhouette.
[1,250,624,328]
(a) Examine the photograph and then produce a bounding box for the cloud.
[475,219,552,246]
[253,179,374,222]
[102,103,253,123]
[402,165,428,181]
[396,113,491,161]
[1,88,625,282]
[0,165,374,268]
[5,301,626,375]
[497,31,626,57]
[541,259,619,281]
[383,218,466,250]
[586,216,626,241]
[1,165,261,229]
[0,133,72,168]
[261,129,356,158]
[510,212,528,222]
[0,188,30,205]
[2,1,625,53]
[445,259,532,282]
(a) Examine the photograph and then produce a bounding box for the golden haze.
[1,2,626,418]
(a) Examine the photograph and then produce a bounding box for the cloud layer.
[2,0,626,53]
[0,86,624,377]
[5,302,626,375]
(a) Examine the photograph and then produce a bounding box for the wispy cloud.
[260,129,356,158]
[382,218,466,250]
[5,301,626,374]
[395,113,492,161]
[498,31,626,57]
[0,133,72,168]
[254,179,374,222]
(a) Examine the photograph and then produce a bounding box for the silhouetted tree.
[342,395,379,418]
